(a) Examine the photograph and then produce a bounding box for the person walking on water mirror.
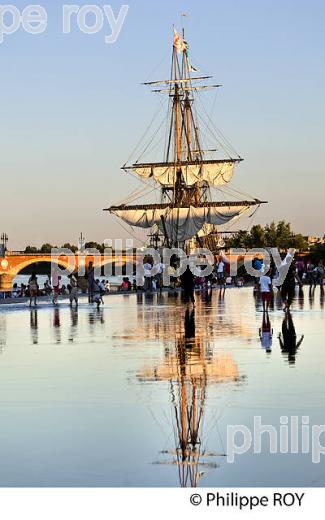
[259,270,273,312]
[52,269,61,306]
[87,262,95,303]
[68,273,79,308]
[317,260,324,291]
[28,272,38,307]
[180,266,195,306]
[280,255,302,312]
[216,256,226,289]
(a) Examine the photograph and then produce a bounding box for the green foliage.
[226,221,309,251]
[24,245,38,254]
[24,242,106,254]
[40,243,54,254]
[310,241,325,262]
[84,242,109,253]
[62,243,78,253]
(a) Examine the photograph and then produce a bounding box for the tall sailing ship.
[104,28,266,251]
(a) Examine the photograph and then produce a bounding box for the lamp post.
[78,232,85,253]
[1,233,8,252]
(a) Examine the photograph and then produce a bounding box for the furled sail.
[130,159,239,187]
[104,28,267,248]
[109,204,250,242]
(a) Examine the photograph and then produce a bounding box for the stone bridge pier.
[0,273,13,292]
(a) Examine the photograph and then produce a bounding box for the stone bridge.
[0,252,136,291]
[0,250,261,292]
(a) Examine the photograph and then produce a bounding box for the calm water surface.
[0,287,324,487]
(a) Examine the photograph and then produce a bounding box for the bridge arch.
[10,256,73,278]
[0,256,74,292]
[98,257,137,277]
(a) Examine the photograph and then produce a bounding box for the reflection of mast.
[171,310,210,487]
[138,308,240,487]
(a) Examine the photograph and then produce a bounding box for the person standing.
[87,262,95,303]
[155,261,165,292]
[296,257,305,282]
[306,260,315,287]
[180,267,195,306]
[143,258,153,293]
[317,260,324,288]
[69,273,79,307]
[52,270,61,305]
[28,272,38,307]
[259,271,273,312]
[280,259,301,311]
[216,257,226,289]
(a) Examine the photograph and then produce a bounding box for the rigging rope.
[125,95,168,166]
[196,94,241,158]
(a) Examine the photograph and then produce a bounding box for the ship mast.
[168,29,204,211]
[104,27,267,248]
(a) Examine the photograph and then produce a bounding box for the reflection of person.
[259,311,272,353]
[184,308,195,347]
[30,309,38,344]
[53,307,61,343]
[278,311,304,364]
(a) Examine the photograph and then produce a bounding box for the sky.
[1,0,324,250]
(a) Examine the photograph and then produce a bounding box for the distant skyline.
[1,0,324,249]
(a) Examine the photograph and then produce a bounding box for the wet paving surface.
[0,287,324,486]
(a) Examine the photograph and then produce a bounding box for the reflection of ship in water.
[131,291,254,344]
[137,304,243,487]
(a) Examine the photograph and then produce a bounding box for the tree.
[248,225,266,248]
[224,221,309,251]
[264,222,278,247]
[225,230,250,248]
[40,243,54,254]
[275,221,292,249]
[289,234,308,251]
[85,241,104,253]
[25,245,38,254]
[310,242,325,262]
[62,243,78,253]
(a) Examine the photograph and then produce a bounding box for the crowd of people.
[4,253,324,364]
[10,268,111,308]
[5,254,325,313]
[255,254,324,360]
